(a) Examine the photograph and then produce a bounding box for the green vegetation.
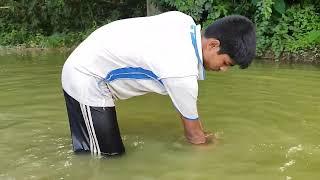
[0,0,145,48]
[0,0,319,61]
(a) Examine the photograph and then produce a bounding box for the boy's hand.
[185,130,214,144]
[180,115,214,145]
[204,131,214,143]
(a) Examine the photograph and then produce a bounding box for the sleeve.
[161,76,199,120]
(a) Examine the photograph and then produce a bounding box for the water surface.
[0,50,319,180]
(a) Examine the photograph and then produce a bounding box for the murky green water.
[0,50,319,180]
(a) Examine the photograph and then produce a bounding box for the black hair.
[204,15,256,69]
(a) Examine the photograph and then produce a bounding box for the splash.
[286,144,303,158]
[286,176,292,180]
[279,160,295,172]
[64,160,72,167]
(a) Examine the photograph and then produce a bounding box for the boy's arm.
[161,76,211,144]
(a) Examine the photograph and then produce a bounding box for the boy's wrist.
[185,129,206,144]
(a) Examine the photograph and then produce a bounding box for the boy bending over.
[61,11,256,156]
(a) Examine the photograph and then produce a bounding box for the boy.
[61,11,256,156]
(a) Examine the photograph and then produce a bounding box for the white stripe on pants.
[80,103,101,156]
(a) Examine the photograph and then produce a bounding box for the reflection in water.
[0,51,320,179]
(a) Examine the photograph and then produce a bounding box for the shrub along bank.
[0,0,319,63]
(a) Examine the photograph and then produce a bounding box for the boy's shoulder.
[153,11,194,22]
[160,11,189,17]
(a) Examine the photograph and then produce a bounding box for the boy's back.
[65,11,198,80]
[62,11,202,106]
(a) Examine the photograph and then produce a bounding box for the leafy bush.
[271,5,320,56]
[0,0,145,47]
[1,0,319,62]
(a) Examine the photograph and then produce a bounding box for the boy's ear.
[204,38,220,52]
[208,38,220,49]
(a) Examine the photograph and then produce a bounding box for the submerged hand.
[185,130,214,145]
[180,116,214,145]
[204,131,214,143]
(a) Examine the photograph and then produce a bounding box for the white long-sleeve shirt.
[61,11,205,119]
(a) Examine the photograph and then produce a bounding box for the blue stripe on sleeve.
[182,116,199,121]
[190,25,202,67]
[190,25,206,80]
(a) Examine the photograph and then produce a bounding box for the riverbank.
[0,47,72,56]
[0,47,319,64]
[259,46,320,64]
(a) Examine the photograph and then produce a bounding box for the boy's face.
[201,38,235,72]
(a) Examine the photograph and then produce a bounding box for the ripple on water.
[279,159,296,172]
[122,135,145,150]
[286,144,303,158]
